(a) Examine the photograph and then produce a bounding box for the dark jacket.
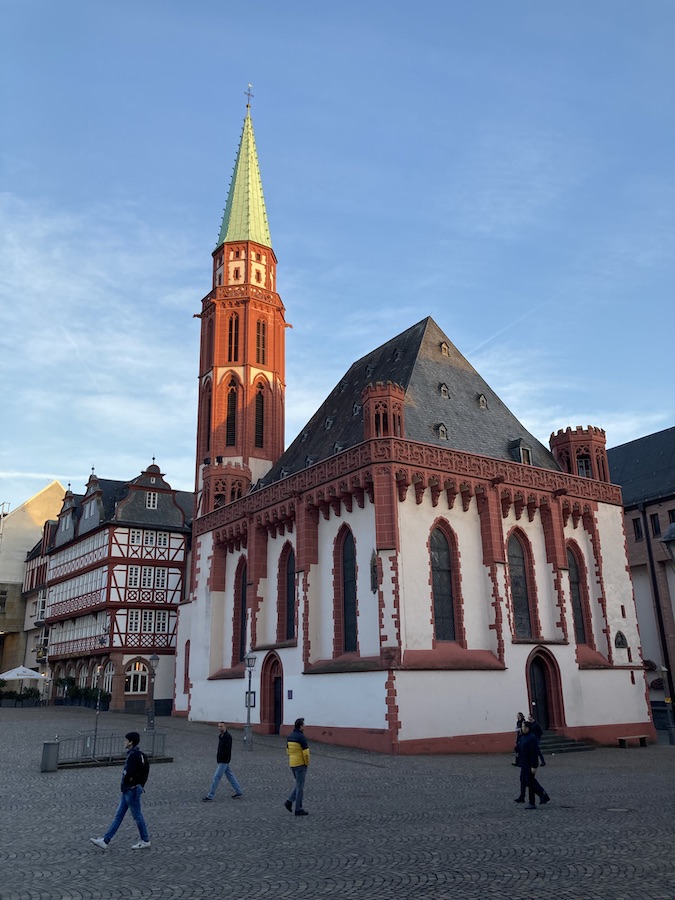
[121,746,145,791]
[518,731,541,770]
[216,729,233,764]
[286,728,310,767]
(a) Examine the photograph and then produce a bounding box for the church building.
[174,105,654,752]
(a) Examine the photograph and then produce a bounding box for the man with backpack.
[90,731,151,850]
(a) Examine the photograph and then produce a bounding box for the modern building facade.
[607,427,675,729]
[39,464,192,714]
[174,105,653,752]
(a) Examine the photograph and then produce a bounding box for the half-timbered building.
[44,464,192,714]
[174,106,654,752]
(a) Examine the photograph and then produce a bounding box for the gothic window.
[508,533,533,638]
[567,547,587,644]
[335,528,358,655]
[226,379,237,446]
[256,319,267,365]
[228,313,239,362]
[183,640,190,694]
[430,527,456,641]
[576,452,592,478]
[230,481,242,502]
[233,560,248,665]
[255,384,264,448]
[125,662,148,694]
[614,631,628,649]
[278,546,296,642]
[205,318,214,370]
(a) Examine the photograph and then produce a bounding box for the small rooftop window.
[440,342,449,356]
[439,383,449,398]
[437,424,448,440]
[352,402,361,417]
[304,455,317,468]
[333,442,345,454]
[324,417,335,431]
[365,364,374,379]
[477,393,488,410]
[300,431,309,443]
[393,348,402,361]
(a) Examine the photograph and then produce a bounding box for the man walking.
[90,731,151,850]
[284,717,310,817]
[203,722,243,801]
[514,720,550,809]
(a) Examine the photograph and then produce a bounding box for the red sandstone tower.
[194,104,287,516]
[549,426,610,482]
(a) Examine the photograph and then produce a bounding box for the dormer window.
[365,364,374,379]
[333,442,345,454]
[393,348,402,361]
[300,431,309,443]
[304,455,317,468]
[437,424,448,440]
[477,393,488,410]
[440,342,449,356]
[339,381,348,393]
[145,491,158,510]
[440,383,449,398]
[324,417,335,431]
[352,402,362,416]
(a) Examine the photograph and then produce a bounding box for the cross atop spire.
[244,83,254,107]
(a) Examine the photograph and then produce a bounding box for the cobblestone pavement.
[1,707,674,900]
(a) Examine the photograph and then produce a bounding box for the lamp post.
[243,651,256,752]
[147,654,159,732]
[92,665,102,759]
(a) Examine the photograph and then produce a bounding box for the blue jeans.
[104,785,149,843]
[287,765,307,812]
[207,763,243,798]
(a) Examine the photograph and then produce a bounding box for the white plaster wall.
[595,504,642,660]
[308,503,378,661]
[280,669,388,730]
[397,494,495,651]
[631,565,660,664]
[564,521,607,651]
[174,601,192,711]
[256,533,296,647]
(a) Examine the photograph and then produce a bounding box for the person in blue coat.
[514,721,550,809]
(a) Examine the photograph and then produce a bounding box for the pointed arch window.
[226,379,237,446]
[205,318,214,371]
[256,319,267,365]
[228,313,239,362]
[430,527,455,641]
[567,548,587,644]
[277,546,296,642]
[232,560,248,666]
[334,528,358,656]
[508,534,532,638]
[255,383,265,448]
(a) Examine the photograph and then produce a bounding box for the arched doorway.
[260,652,283,734]
[527,648,565,732]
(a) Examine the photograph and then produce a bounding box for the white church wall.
[283,670,388,730]
[174,601,192,712]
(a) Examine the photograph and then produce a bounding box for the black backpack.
[138,751,150,787]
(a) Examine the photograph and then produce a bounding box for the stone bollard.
[41,740,59,772]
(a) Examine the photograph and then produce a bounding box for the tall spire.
[217,105,272,249]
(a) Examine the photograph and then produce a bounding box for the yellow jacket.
[286,729,310,767]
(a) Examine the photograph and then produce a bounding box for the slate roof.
[259,317,560,488]
[61,479,194,530]
[607,426,675,508]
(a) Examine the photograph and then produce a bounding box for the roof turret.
[216,107,272,249]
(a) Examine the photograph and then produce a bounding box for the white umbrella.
[0,666,48,681]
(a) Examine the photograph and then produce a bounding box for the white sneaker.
[131,840,151,849]
[90,837,109,850]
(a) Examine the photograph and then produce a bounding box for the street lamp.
[92,665,102,759]
[147,654,159,731]
[243,651,256,752]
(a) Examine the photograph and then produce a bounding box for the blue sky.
[1,0,673,512]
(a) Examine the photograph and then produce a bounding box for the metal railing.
[55,729,167,764]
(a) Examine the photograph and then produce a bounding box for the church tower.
[195,102,286,516]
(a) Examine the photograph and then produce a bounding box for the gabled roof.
[216,108,272,250]
[260,317,559,487]
[607,426,675,508]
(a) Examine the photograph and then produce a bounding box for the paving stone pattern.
[1,707,674,899]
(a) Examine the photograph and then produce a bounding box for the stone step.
[540,734,595,753]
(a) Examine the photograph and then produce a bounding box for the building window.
[567,548,587,644]
[183,641,190,694]
[437,424,448,440]
[341,530,358,653]
[125,662,148,694]
[154,568,167,590]
[520,447,532,465]
[226,380,237,446]
[577,455,592,478]
[145,492,158,510]
[155,610,169,633]
[228,313,239,362]
[255,270,262,283]
[255,385,264,448]
[142,609,154,632]
[508,534,533,639]
[130,529,142,545]
[157,532,169,548]
[102,662,115,694]
[430,527,455,641]
[256,318,267,365]
[128,566,140,589]
[0,589,7,612]
[278,546,296,642]
[633,518,643,541]
[128,610,141,633]
[650,513,661,537]
[141,567,154,589]
[238,562,247,663]
[234,267,240,279]
[143,532,155,546]
[669,509,675,525]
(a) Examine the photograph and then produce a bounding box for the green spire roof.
[216,108,272,249]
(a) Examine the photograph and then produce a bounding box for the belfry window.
[228,313,239,362]
[226,379,237,446]
[255,384,264,448]
[256,319,267,365]
[577,454,592,478]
